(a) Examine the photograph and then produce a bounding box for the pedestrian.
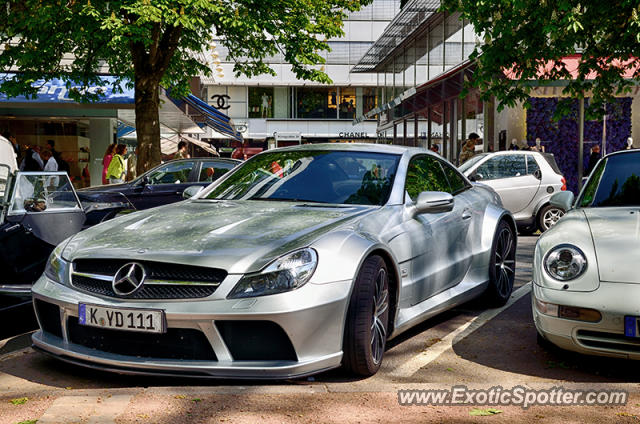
[2,131,21,160]
[531,137,545,152]
[102,144,116,185]
[509,139,520,150]
[459,133,480,164]
[586,145,601,175]
[127,147,138,181]
[174,140,190,159]
[106,144,127,184]
[19,145,44,171]
[47,139,70,175]
[429,144,440,155]
[41,149,59,189]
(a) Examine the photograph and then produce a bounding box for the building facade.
[201,0,401,151]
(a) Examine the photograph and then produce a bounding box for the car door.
[397,155,473,305]
[131,160,197,209]
[473,154,540,214]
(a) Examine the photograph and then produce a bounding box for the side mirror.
[182,185,203,199]
[549,191,574,212]
[413,191,454,216]
[469,173,483,182]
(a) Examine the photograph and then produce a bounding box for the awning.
[160,133,219,156]
[171,94,243,142]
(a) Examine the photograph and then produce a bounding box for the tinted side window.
[526,155,540,175]
[405,156,450,201]
[476,155,526,180]
[147,161,194,185]
[199,162,234,182]
[440,160,469,194]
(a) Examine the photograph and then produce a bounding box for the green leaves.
[442,0,640,119]
[469,408,503,416]
[9,397,29,405]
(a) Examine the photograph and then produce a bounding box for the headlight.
[44,243,70,285]
[227,248,318,299]
[544,244,587,281]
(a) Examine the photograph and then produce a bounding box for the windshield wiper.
[248,197,325,203]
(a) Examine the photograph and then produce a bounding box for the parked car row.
[4,141,637,379]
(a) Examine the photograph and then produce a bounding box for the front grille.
[217,320,297,361]
[71,259,226,299]
[576,329,640,353]
[34,299,63,338]
[67,317,217,360]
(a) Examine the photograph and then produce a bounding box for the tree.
[441,0,640,118]
[0,0,370,173]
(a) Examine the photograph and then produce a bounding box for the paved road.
[2,236,640,423]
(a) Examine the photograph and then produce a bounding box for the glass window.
[206,150,400,206]
[440,160,470,194]
[198,161,235,183]
[362,87,377,116]
[339,87,356,119]
[405,155,450,201]
[579,152,640,207]
[146,161,194,185]
[475,155,527,180]
[9,173,80,214]
[526,155,540,175]
[296,87,337,119]
[248,87,274,118]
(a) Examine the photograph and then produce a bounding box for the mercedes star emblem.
[112,262,146,296]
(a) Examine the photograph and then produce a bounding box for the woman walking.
[106,144,127,184]
[102,144,116,185]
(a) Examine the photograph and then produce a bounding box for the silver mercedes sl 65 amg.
[31,143,516,379]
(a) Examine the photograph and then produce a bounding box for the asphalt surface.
[2,236,640,423]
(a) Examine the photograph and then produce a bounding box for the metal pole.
[414,114,419,147]
[602,113,607,155]
[427,107,432,148]
[578,97,584,191]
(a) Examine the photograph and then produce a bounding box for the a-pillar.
[88,118,115,186]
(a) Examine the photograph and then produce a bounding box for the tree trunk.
[134,75,162,175]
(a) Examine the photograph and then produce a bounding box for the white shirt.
[44,156,58,172]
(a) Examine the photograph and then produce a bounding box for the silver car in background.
[459,151,567,233]
[31,144,516,379]
[533,149,640,359]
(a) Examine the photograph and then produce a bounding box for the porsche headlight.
[544,245,587,281]
[44,243,70,285]
[228,248,318,299]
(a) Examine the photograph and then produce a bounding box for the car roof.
[602,148,640,159]
[267,142,434,157]
[165,157,242,164]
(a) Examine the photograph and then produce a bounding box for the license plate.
[78,303,165,334]
[625,316,639,337]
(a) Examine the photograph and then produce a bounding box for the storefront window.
[248,87,274,118]
[339,87,356,119]
[296,87,337,119]
[362,88,377,116]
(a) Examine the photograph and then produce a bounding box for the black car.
[77,157,241,214]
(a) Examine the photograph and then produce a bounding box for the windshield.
[9,173,81,215]
[579,152,640,207]
[204,150,400,206]
[458,153,489,173]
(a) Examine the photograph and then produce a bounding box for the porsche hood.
[584,208,640,284]
[63,200,375,274]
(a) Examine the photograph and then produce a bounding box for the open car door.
[0,172,85,295]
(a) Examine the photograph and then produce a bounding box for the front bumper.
[31,274,352,379]
[533,281,640,359]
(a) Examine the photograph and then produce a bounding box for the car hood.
[584,208,640,283]
[63,200,376,274]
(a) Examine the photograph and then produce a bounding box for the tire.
[538,204,565,232]
[342,255,390,377]
[484,220,516,306]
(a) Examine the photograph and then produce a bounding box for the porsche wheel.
[484,220,516,306]
[342,255,389,376]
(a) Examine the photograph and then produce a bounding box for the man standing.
[41,149,59,188]
[586,145,601,175]
[174,141,190,159]
[46,139,70,175]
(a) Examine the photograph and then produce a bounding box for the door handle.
[462,209,472,220]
